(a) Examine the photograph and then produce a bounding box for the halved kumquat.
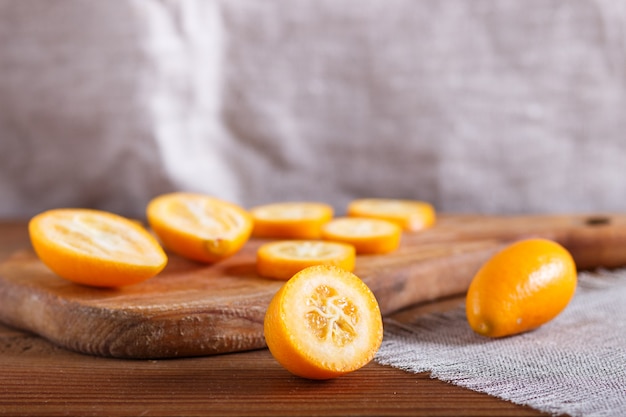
[264,265,383,379]
[29,209,168,287]
[250,202,333,239]
[146,192,253,263]
[257,240,356,280]
[322,217,401,254]
[347,198,435,232]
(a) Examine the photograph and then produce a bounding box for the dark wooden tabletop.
[0,221,547,417]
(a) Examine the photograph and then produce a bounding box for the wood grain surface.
[0,309,548,417]
[1,213,625,360]
[0,220,574,417]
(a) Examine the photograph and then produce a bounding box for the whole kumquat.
[466,238,577,338]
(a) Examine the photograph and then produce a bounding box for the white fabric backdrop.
[1,0,626,220]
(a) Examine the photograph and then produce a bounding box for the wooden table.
[0,221,548,417]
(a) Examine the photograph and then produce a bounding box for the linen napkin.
[375,269,626,417]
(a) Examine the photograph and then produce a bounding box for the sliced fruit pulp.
[270,241,348,259]
[158,196,249,239]
[253,203,329,221]
[281,269,380,370]
[35,210,163,265]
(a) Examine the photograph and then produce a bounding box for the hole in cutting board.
[585,216,611,226]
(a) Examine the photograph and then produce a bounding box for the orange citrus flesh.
[264,265,383,380]
[257,240,356,280]
[29,209,168,287]
[322,217,402,255]
[146,192,253,263]
[466,238,577,338]
[347,198,436,232]
[249,202,333,239]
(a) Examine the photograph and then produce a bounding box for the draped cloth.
[2,1,626,219]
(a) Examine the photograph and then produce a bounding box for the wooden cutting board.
[1,213,626,359]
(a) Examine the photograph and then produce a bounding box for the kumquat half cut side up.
[347,198,436,232]
[249,202,334,239]
[256,240,356,280]
[321,217,402,255]
[263,265,384,380]
[29,209,168,288]
[466,238,577,338]
[146,192,253,263]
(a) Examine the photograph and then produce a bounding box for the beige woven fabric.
[375,270,626,417]
[2,1,626,220]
